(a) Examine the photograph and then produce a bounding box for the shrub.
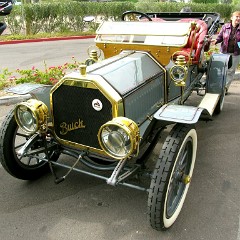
[0,57,82,90]
[4,2,234,36]
[0,69,13,90]
[5,2,135,35]
[136,1,232,17]
[5,6,24,35]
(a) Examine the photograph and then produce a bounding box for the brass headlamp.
[170,54,188,87]
[14,99,48,135]
[98,117,140,160]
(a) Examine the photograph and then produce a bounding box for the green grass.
[0,31,95,41]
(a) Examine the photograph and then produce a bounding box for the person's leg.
[226,54,240,93]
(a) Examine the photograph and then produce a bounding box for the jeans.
[226,54,240,89]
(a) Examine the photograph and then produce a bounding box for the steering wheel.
[121,11,152,21]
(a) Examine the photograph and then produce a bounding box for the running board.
[198,93,220,116]
[154,93,220,124]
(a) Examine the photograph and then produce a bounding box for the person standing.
[212,11,240,94]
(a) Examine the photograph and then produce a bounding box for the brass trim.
[50,73,124,118]
[170,65,188,87]
[98,117,140,160]
[14,99,48,134]
[54,135,109,156]
[96,43,181,66]
[50,72,124,154]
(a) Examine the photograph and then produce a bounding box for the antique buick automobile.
[0,11,231,230]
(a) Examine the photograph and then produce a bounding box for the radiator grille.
[52,85,112,149]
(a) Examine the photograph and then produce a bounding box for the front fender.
[154,104,210,124]
[6,83,52,110]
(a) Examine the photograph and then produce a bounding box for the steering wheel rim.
[121,11,152,21]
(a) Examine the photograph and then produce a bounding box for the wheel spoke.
[166,139,193,217]
[179,148,188,168]
[167,176,181,208]
[16,132,29,138]
[23,153,43,165]
[178,142,192,173]
[15,142,26,150]
[168,181,177,203]
[180,160,187,171]
[27,157,32,165]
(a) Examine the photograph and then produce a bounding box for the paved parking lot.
[0,39,239,240]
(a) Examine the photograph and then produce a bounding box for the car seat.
[177,19,208,64]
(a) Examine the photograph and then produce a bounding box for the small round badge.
[92,99,103,111]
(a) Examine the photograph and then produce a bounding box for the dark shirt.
[228,25,238,53]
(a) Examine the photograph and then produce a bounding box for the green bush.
[136,2,232,19]
[3,2,236,36]
[5,6,24,34]
[5,2,135,35]
[0,69,13,90]
[0,57,82,90]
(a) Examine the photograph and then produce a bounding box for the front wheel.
[0,109,60,180]
[148,124,197,231]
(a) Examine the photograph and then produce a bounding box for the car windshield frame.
[95,21,192,47]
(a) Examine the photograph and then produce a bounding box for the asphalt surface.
[0,39,240,240]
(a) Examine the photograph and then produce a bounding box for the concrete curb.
[0,35,95,45]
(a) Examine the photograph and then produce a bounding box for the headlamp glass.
[98,117,139,159]
[14,99,48,135]
[170,65,187,83]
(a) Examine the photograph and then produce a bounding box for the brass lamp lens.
[16,105,38,134]
[101,126,131,158]
[98,117,140,160]
[14,99,48,135]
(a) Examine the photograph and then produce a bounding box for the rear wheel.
[0,109,59,180]
[148,124,197,230]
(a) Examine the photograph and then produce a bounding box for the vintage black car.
[0,11,231,231]
[0,0,13,35]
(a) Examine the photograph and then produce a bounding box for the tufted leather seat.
[177,18,208,63]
